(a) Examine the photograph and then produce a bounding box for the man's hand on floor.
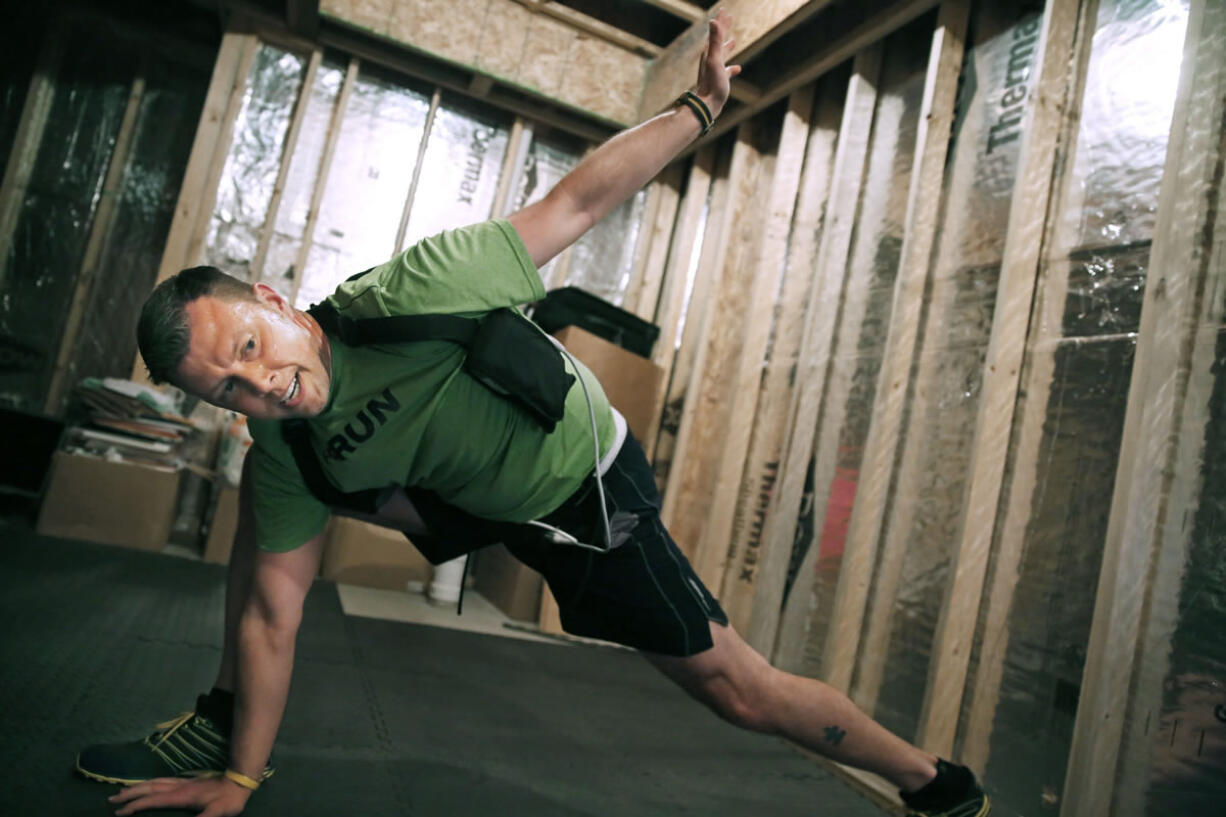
[109,776,251,817]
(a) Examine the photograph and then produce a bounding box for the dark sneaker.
[901,760,991,817]
[75,698,274,785]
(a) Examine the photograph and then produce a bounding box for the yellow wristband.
[224,768,261,791]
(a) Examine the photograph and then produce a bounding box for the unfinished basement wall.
[645,0,1220,813]
[0,5,215,414]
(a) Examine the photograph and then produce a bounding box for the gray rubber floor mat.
[0,529,884,816]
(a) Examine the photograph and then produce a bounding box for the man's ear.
[252,282,289,311]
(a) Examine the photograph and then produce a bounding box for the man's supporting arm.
[112,515,326,817]
[508,10,741,267]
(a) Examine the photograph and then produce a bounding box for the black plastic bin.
[531,287,660,359]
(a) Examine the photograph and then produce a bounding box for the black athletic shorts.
[504,432,728,657]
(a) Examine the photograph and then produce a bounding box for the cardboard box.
[202,485,240,564]
[321,516,432,591]
[36,451,182,551]
[474,543,543,621]
[553,325,666,443]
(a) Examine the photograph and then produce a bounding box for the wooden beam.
[651,143,732,490]
[491,117,534,218]
[286,0,319,38]
[693,87,812,602]
[251,48,322,283]
[646,147,715,457]
[660,123,772,583]
[289,56,359,307]
[1061,1,1224,813]
[394,87,442,254]
[45,67,148,413]
[620,178,667,313]
[720,77,843,633]
[679,0,939,157]
[919,0,1096,759]
[0,28,61,293]
[512,0,661,57]
[183,35,262,271]
[745,47,881,659]
[636,0,704,24]
[134,30,255,380]
[836,0,970,713]
[643,0,839,117]
[628,164,684,323]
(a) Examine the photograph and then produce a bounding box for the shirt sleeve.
[336,220,545,317]
[245,433,331,553]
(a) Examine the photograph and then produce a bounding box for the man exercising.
[81,12,988,817]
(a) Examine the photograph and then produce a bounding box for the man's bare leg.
[645,622,938,793]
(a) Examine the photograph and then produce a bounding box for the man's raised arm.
[508,10,741,268]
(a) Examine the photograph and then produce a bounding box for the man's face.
[175,284,332,420]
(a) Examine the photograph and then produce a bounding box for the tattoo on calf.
[823,725,847,746]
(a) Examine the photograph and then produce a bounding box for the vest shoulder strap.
[308,301,480,348]
[280,419,382,515]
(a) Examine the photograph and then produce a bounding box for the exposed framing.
[924,0,1098,759]
[693,87,813,599]
[650,142,732,485]
[746,46,882,659]
[645,147,715,457]
[1062,1,1225,813]
[0,27,62,293]
[720,77,844,632]
[394,87,443,254]
[134,30,256,379]
[288,56,359,307]
[833,0,969,711]
[251,47,323,280]
[660,122,771,580]
[45,63,150,413]
[626,163,684,323]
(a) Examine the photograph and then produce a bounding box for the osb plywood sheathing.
[322,0,648,127]
[0,29,62,294]
[923,0,1097,761]
[720,79,844,634]
[745,46,882,659]
[644,148,715,459]
[1063,1,1226,814]
[289,57,361,308]
[251,49,323,280]
[650,144,732,490]
[135,31,257,380]
[691,86,813,608]
[834,0,970,714]
[660,123,774,585]
[46,62,150,413]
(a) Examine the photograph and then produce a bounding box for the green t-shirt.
[246,220,618,552]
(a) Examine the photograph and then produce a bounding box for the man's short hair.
[137,266,255,385]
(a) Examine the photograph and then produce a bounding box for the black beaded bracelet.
[676,90,714,136]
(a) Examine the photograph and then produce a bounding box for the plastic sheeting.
[0,19,208,411]
[1127,328,1226,815]
[976,1,1188,813]
[401,94,510,249]
[783,16,931,681]
[564,191,647,307]
[204,45,305,280]
[864,0,1040,745]
[294,66,431,308]
[259,55,347,291]
[512,133,580,287]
